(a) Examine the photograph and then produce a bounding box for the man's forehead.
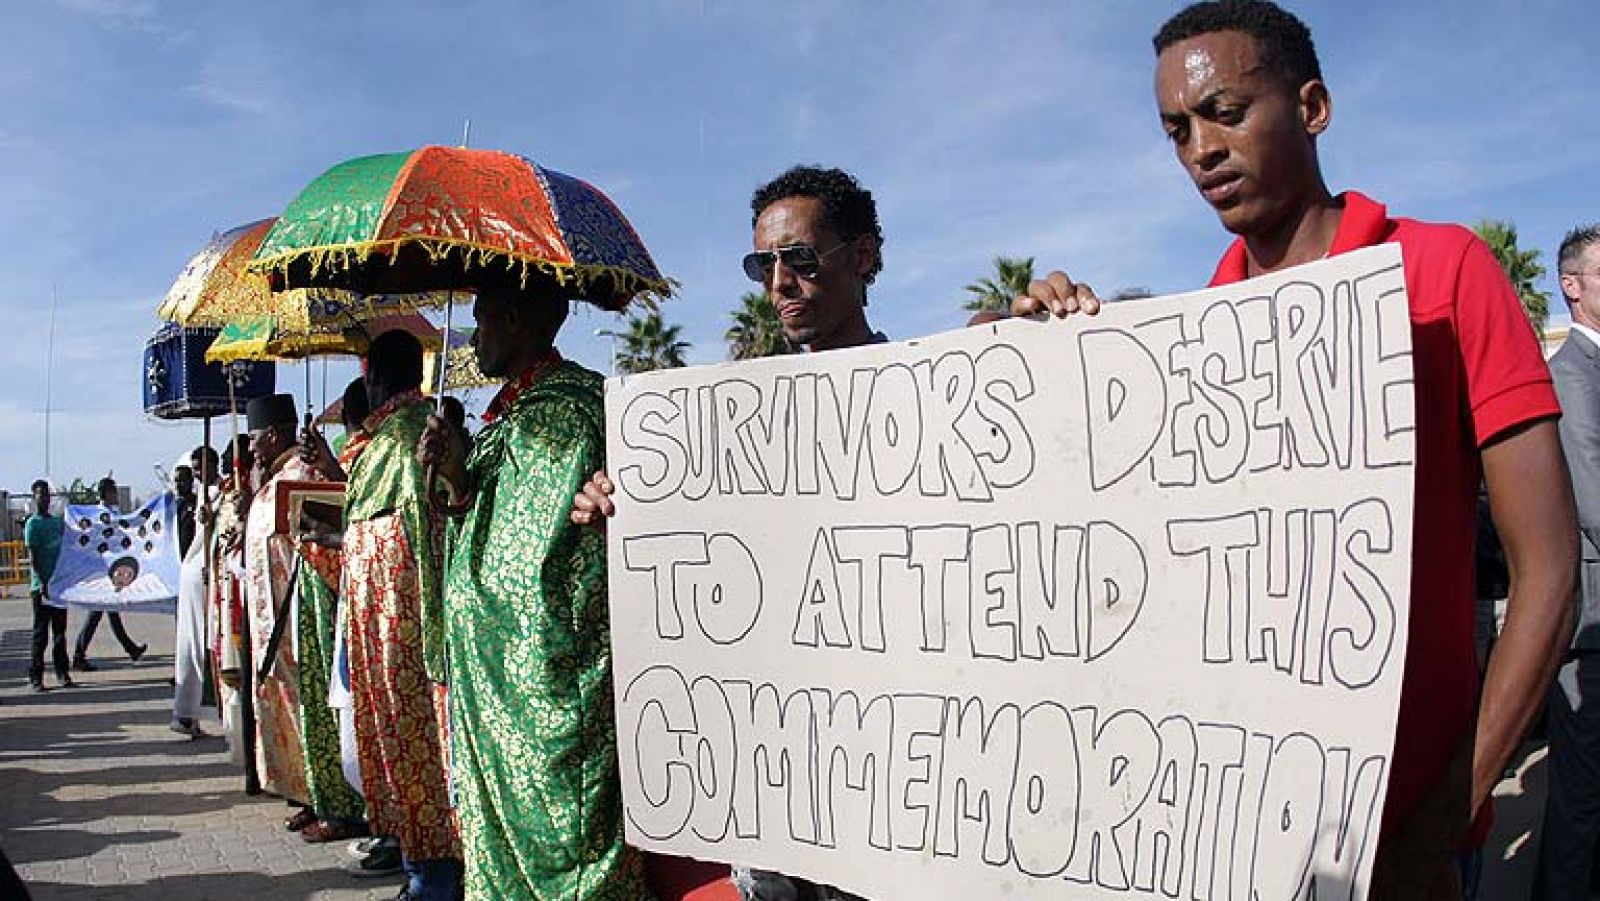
[1157,31,1268,94]
[755,196,831,240]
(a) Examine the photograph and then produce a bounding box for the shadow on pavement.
[5,682,182,707]
[4,828,183,866]
[26,867,399,901]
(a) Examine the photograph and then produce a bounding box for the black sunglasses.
[741,241,852,283]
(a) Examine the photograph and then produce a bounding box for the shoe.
[129,644,148,663]
[346,842,403,878]
[169,718,209,739]
[390,890,412,901]
[346,836,383,858]
[301,819,369,843]
[72,657,96,672]
[56,675,76,688]
[285,807,318,832]
[29,682,49,694]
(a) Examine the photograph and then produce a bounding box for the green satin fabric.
[444,361,650,901]
[295,562,364,821]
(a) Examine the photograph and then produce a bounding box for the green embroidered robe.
[445,361,649,901]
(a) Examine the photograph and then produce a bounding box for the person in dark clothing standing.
[174,456,198,558]
[25,479,73,692]
[72,476,147,670]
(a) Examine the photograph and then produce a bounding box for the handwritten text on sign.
[605,245,1414,900]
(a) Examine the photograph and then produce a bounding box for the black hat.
[246,394,297,431]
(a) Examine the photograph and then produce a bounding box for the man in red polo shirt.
[1014,1,1576,897]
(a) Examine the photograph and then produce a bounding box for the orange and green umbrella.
[248,145,670,310]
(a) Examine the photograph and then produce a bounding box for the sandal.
[300,819,370,843]
[284,807,318,832]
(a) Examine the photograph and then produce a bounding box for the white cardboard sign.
[606,244,1414,900]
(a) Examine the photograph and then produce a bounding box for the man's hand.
[417,413,467,501]
[570,469,616,534]
[297,426,342,481]
[1011,271,1103,318]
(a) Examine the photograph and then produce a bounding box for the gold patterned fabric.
[346,392,447,680]
[344,392,459,860]
[345,516,459,859]
[244,456,315,803]
[445,360,650,901]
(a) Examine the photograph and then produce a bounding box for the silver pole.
[45,284,58,480]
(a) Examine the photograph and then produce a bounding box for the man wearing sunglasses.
[740,165,886,353]
[573,164,881,901]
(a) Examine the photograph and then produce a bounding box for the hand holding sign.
[571,469,617,532]
[1010,269,1103,319]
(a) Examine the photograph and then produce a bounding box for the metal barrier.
[0,540,30,587]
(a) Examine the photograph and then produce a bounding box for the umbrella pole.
[226,371,260,795]
[437,294,454,401]
[201,416,213,655]
[227,372,242,477]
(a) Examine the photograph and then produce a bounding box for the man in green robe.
[420,285,649,901]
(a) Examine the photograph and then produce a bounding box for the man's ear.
[1561,272,1581,304]
[854,235,880,284]
[1300,79,1331,137]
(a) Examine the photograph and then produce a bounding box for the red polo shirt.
[1210,191,1559,842]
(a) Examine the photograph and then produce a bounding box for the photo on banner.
[48,493,181,614]
[604,245,1415,900]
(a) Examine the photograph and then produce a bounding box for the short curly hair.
[751,166,884,285]
[1154,0,1321,92]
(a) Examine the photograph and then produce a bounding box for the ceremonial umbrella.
[251,144,670,524]
[247,145,670,311]
[159,218,418,328]
[422,327,496,393]
[203,310,441,364]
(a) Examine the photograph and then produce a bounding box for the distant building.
[1544,324,1571,360]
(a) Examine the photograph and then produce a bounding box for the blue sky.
[1,0,1595,498]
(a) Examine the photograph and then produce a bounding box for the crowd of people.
[15,1,1600,899]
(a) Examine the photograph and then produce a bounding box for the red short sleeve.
[1450,231,1560,445]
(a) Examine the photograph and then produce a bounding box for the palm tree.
[963,256,1035,313]
[1473,219,1549,338]
[725,291,794,360]
[64,477,98,505]
[599,309,690,374]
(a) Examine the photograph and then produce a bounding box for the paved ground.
[0,586,1574,899]
[0,590,397,901]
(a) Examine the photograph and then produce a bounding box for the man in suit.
[1537,222,1600,900]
